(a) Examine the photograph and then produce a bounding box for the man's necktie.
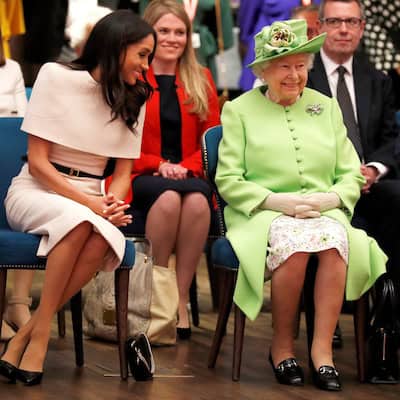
[336,65,363,158]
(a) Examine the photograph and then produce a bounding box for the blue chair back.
[201,125,227,235]
[0,118,26,229]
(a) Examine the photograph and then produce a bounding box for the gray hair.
[318,0,365,20]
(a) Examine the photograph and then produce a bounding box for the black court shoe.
[269,352,304,386]
[312,363,341,391]
[0,360,17,384]
[0,340,17,383]
[16,368,43,386]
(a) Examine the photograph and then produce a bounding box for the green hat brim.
[247,32,326,69]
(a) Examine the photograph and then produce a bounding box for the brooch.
[305,104,323,116]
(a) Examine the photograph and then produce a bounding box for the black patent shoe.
[312,364,341,391]
[269,353,304,386]
[0,360,17,383]
[176,327,191,340]
[0,339,17,383]
[16,368,43,386]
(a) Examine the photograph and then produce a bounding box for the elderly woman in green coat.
[215,19,387,392]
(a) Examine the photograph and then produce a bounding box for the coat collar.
[146,66,183,90]
[309,53,332,97]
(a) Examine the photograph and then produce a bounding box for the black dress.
[132,75,212,212]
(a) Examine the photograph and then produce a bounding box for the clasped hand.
[263,192,340,218]
[155,162,188,180]
[88,192,132,227]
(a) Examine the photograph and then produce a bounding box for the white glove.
[262,193,305,216]
[294,204,321,219]
[303,192,340,212]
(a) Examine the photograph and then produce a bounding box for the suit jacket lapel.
[353,56,370,139]
[308,53,332,97]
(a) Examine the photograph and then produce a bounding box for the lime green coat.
[215,87,387,321]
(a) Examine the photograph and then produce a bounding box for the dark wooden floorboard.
[2,259,400,399]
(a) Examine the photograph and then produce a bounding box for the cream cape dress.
[4,62,145,271]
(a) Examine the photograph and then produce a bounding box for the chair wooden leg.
[57,308,66,338]
[70,291,84,367]
[205,242,219,310]
[0,270,7,339]
[189,275,200,327]
[115,269,130,380]
[232,303,246,382]
[208,270,235,368]
[303,258,317,367]
[354,291,369,382]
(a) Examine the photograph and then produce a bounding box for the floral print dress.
[266,215,348,272]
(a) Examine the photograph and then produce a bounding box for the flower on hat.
[268,23,297,48]
[256,22,301,60]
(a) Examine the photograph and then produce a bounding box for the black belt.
[52,162,104,179]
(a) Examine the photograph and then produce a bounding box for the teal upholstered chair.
[0,118,135,380]
[201,125,369,382]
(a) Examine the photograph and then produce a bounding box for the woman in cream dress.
[0,10,156,386]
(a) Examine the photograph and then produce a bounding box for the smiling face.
[120,33,155,85]
[153,13,187,66]
[318,1,365,64]
[262,53,310,106]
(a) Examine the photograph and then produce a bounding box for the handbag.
[83,238,179,345]
[367,276,400,383]
[126,332,155,381]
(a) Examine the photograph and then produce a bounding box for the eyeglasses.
[320,17,363,29]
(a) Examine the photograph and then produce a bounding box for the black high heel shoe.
[0,340,17,383]
[16,368,43,386]
[268,352,304,386]
[311,362,341,391]
[176,327,191,340]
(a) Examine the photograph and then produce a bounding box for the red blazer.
[131,66,220,178]
[107,67,220,202]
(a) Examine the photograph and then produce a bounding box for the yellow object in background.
[0,0,25,58]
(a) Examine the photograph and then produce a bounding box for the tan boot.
[1,320,16,341]
[4,296,32,330]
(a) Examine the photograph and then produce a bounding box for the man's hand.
[360,165,378,193]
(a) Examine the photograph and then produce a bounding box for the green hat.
[247,19,326,68]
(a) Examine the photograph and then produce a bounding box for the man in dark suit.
[308,0,400,301]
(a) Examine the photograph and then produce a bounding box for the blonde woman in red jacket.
[133,0,220,339]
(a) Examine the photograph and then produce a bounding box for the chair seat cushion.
[211,238,239,270]
[0,229,134,269]
[0,229,45,267]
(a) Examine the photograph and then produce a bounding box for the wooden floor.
[2,257,400,400]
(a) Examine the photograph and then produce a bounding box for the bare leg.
[175,193,210,328]
[1,222,93,368]
[270,252,309,366]
[18,231,110,372]
[145,191,181,266]
[311,248,346,369]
